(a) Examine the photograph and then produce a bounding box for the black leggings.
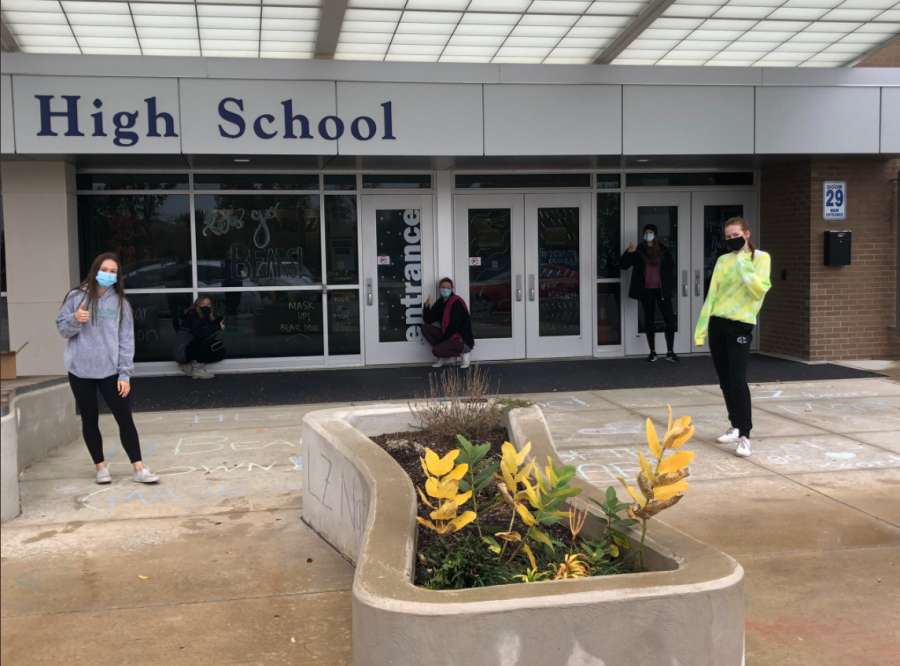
[68,374,142,465]
[708,317,754,438]
[185,339,226,365]
[641,289,676,353]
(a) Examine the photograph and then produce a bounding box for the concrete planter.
[302,405,744,666]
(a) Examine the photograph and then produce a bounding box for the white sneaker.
[192,365,215,379]
[179,363,194,378]
[95,467,111,484]
[734,437,752,458]
[717,427,740,444]
[133,468,160,483]
[460,352,471,369]
[431,357,447,368]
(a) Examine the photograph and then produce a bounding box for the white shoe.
[717,427,740,444]
[431,357,447,368]
[133,468,160,483]
[734,437,752,458]
[460,352,471,369]
[192,365,215,379]
[95,468,111,484]
[179,363,194,378]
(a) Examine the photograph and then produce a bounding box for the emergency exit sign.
[823,182,847,220]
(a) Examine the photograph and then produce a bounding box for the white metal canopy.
[1,0,897,67]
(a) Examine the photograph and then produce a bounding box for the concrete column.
[0,161,78,376]
[434,170,454,284]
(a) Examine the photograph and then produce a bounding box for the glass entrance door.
[361,195,434,366]
[623,192,692,356]
[453,194,525,360]
[454,193,592,361]
[691,191,759,353]
[524,193,593,358]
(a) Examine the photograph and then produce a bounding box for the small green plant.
[497,397,534,413]
[416,532,512,590]
[455,435,500,537]
[588,486,638,557]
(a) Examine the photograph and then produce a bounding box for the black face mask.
[200,306,212,316]
[724,236,746,253]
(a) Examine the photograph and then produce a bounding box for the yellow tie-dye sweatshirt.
[694,250,772,346]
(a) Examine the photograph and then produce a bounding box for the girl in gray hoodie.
[56,253,159,485]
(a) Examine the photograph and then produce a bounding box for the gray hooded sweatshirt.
[56,288,134,382]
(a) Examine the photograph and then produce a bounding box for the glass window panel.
[597,192,621,279]
[468,208,512,340]
[76,173,189,191]
[596,173,621,189]
[375,209,424,343]
[636,206,678,335]
[328,290,361,355]
[325,195,359,285]
[537,207,581,338]
[78,194,192,289]
[194,174,319,190]
[1,199,6,293]
[626,172,754,187]
[324,174,357,190]
[455,174,591,189]
[596,283,622,346]
[703,204,743,297]
[207,290,324,358]
[195,194,322,287]
[362,174,432,189]
[129,292,193,363]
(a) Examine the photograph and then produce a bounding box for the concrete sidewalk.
[2,378,899,666]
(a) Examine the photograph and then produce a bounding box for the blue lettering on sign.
[36,95,178,146]
[34,94,396,146]
[218,98,395,142]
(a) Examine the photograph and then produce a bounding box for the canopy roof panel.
[1,0,897,66]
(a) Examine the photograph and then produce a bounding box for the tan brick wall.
[760,158,900,361]
[759,160,812,360]
[809,158,900,361]
[854,40,900,68]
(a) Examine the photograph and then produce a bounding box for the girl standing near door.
[620,223,679,362]
[694,218,772,458]
[56,253,159,484]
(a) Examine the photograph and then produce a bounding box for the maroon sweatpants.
[422,324,466,358]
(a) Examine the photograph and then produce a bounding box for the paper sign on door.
[378,256,390,265]
[469,257,482,266]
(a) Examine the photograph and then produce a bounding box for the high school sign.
[9,76,483,156]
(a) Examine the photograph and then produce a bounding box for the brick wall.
[759,160,812,360]
[760,158,900,361]
[808,158,900,361]
[854,40,900,68]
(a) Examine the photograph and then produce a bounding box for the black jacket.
[424,297,475,348]
[173,310,223,363]
[620,243,676,300]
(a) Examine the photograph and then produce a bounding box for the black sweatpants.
[185,339,226,365]
[708,316,754,438]
[641,289,676,353]
[68,373,142,465]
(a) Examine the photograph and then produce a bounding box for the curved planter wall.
[301,405,744,666]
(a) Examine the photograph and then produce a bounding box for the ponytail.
[724,217,755,260]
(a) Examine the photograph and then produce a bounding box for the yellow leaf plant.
[416,448,477,537]
[616,405,695,570]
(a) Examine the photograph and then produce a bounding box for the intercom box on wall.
[824,230,851,266]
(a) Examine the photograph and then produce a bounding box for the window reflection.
[195,194,322,287]
[78,194,192,289]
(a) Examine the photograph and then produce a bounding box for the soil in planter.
[371,428,633,586]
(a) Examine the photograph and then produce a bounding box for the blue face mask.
[96,272,117,289]
[644,233,655,243]
[440,288,452,299]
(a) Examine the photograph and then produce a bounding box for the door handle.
[515,274,522,302]
[528,274,535,301]
[366,278,373,306]
[682,270,688,297]
[694,269,701,296]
